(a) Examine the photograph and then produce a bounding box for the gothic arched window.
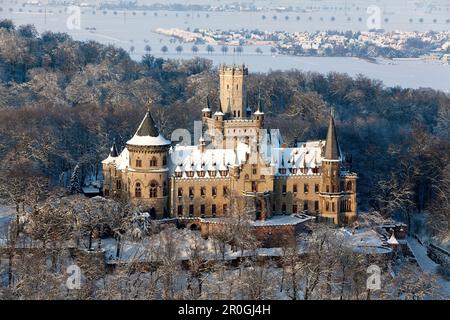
[135,183,142,198]
[346,181,353,191]
[149,181,158,198]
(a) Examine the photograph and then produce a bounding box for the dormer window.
[186,171,194,178]
[219,170,228,177]
[278,168,286,174]
[197,171,206,177]
[208,170,217,177]
[290,168,298,174]
[175,172,182,178]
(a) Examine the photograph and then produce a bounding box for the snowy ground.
[407,237,450,297]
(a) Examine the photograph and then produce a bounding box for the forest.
[0,20,448,241]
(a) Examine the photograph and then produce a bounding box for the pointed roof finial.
[324,109,340,160]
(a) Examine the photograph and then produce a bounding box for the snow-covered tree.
[68,164,82,194]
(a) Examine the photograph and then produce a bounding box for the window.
[200,204,205,217]
[136,159,142,167]
[332,202,335,212]
[212,204,217,216]
[293,184,298,193]
[212,186,217,197]
[315,184,320,193]
[135,183,142,198]
[197,171,205,177]
[282,204,286,213]
[282,184,287,193]
[346,181,353,191]
[223,186,229,196]
[104,189,109,196]
[189,187,194,197]
[162,156,167,166]
[253,167,257,175]
[314,201,319,211]
[304,184,309,193]
[326,185,330,193]
[326,201,329,211]
[177,205,183,217]
[252,181,257,192]
[150,157,157,167]
[149,181,158,198]
[189,205,194,217]
[293,204,298,213]
[186,171,194,178]
[303,201,308,211]
[223,204,228,214]
[220,170,228,177]
[116,179,122,190]
[178,187,183,197]
[208,170,217,177]
[201,186,206,197]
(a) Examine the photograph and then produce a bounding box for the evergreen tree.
[68,164,82,194]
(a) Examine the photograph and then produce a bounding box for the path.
[407,237,450,297]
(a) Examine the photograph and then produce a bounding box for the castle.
[102,65,357,227]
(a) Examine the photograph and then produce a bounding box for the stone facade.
[102,64,358,225]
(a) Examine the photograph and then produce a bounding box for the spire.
[136,98,159,137]
[324,111,340,160]
[206,95,211,109]
[254,88,264,115]
[109,138,119,157]
[214,99,224,116]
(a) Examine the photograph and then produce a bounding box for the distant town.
[155,28,450,62]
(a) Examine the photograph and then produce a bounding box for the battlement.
[219,64,248,75]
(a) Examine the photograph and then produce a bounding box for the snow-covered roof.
[170,142,250,178]
[127,134,171,146]
[126,110,171,147]
[102,147,129,170]
[387,233,399,245]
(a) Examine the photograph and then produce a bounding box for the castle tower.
[320,113,342,223]
[126,105,171,218]
[219,64,248,119]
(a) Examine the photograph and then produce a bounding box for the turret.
[126,102,171,218]
[254,91,265,129]
[202,96,212,121]
[320,111,342,223]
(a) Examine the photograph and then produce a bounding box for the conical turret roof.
[324,115,340,160]
[127,106,171,147]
